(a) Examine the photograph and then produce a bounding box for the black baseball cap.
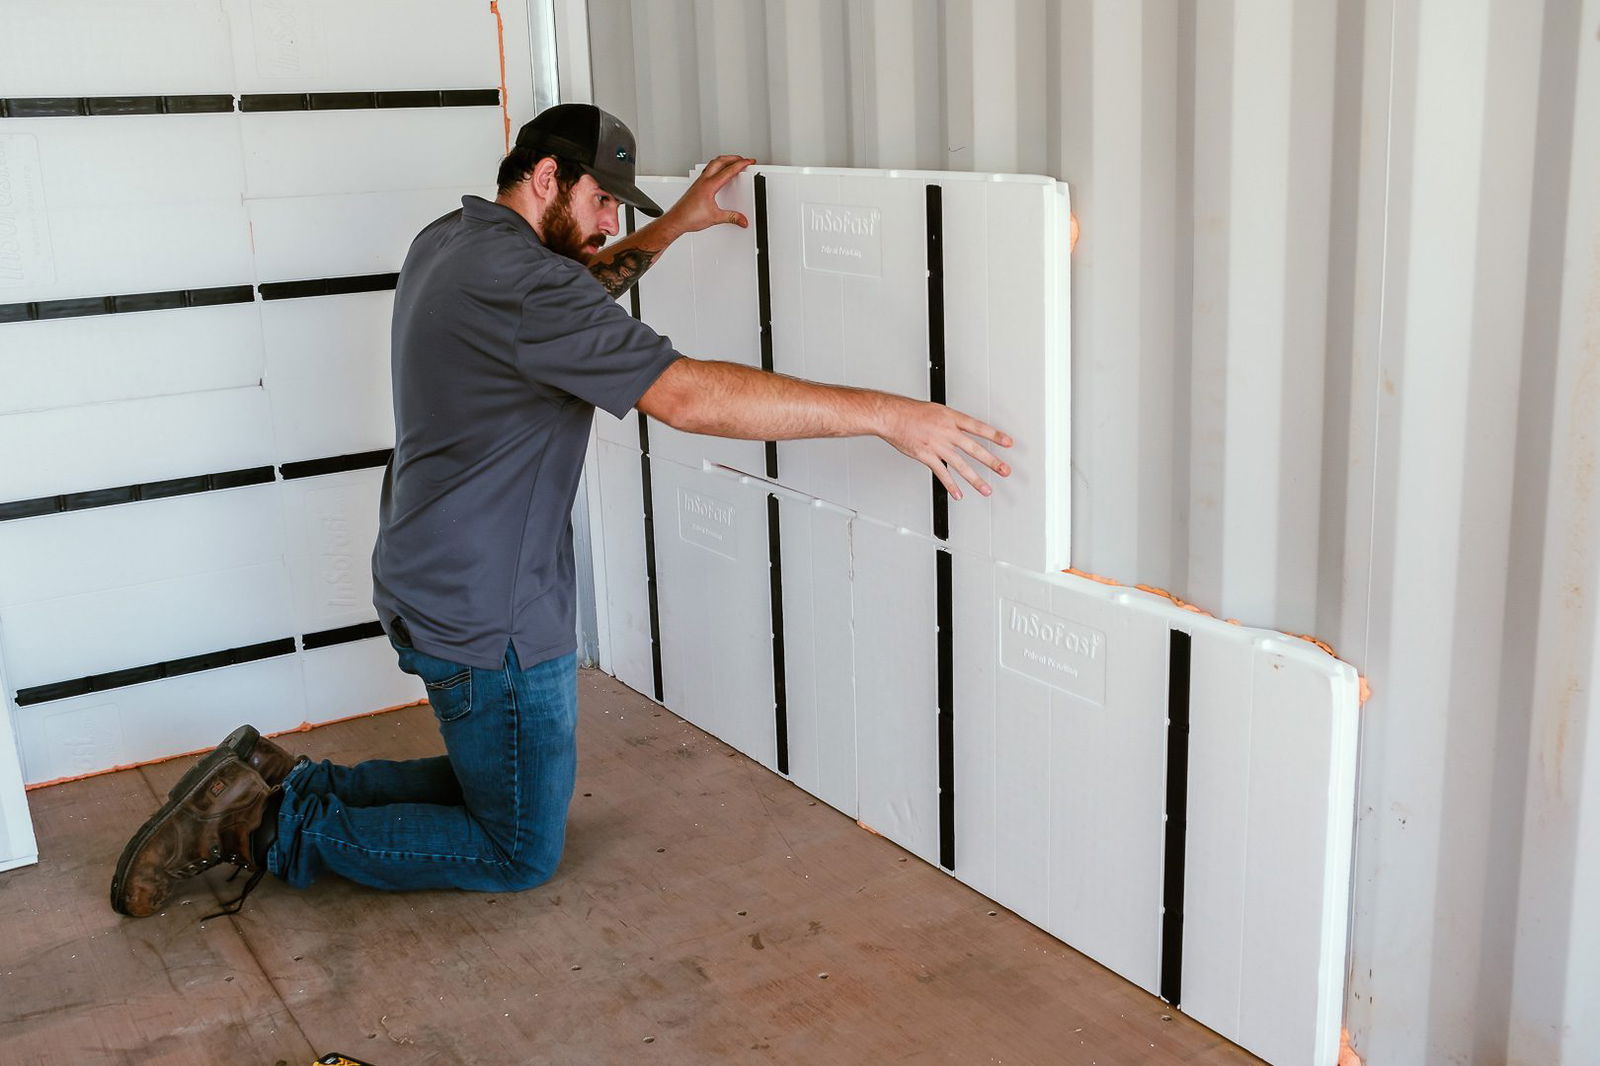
[514,103,663,218]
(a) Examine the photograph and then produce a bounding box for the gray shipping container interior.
[574,2,1600,1064]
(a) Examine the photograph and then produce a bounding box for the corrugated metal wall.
[559,2,1600,1063]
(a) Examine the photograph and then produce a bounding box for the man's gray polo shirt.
[372,195,680,670]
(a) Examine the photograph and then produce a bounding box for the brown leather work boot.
[111,750,274,918]
[167,725,295,797]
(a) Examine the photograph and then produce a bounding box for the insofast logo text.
[801,202,883,278]
[998,597,1109,704]
[0,135,52,288]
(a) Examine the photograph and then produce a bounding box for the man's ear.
[528,156,561,201]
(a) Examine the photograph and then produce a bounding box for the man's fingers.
[955,412,1012,448]
[924,455,962,501]
[729,210,749,228]
[956,435,1010,477]
[945,451,992,497]
[708,157,755,191]
[700,155,753,183]
[700,154,744,177]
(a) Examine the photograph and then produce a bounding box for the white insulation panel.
[0,3,234,98]
[279,467,387,636]
[624,166,1071,573]
[649,458,778,771]
[773,492,857,818]
[950,555,1170,987]
[0,121,252,302]
[0,305,266,416]
[0,387,275,502]
[240,109,501,200]
[299,637,425,725]
[262,294,397,462]
[222,0,502,94]
[248,189,466,283]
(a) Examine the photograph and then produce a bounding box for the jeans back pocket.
[423,668,473,722]
[394,641,475,723]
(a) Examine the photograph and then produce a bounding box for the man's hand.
[588,154,756,298]
[877,395,1012,500]
[665,155,756,234]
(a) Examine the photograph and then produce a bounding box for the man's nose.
[600,207,620,236]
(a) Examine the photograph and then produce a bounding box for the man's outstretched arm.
[637,358,1013,501]
[588,154,755,298]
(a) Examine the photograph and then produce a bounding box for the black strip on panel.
[2,97,88,118]
[279,449,393,481]
[1160,629,1193,1006]
[625,205,643,322]
[0,497,63,523]
[258,274,399,301]
[239,93,313,113]
[0,284,255,325]
[929,184,955,869]
[624,205,666,703]
[639,442,664,702]
[205,466,279,491]
[310,91,378,110]
[926,184,950,541]
[0,95,235,118]
[15,637,297,707]
[936,548,955,870]
[754,174,779,480]
[158,94,237,115]
[752,174,790,773]
[440,89,502,107]
[0,465,277,524]
[376,90,447,109]
[768,493,790,775]
[239,89,500,113]
[302,620,386,651]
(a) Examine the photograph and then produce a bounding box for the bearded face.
[539,182,608,264]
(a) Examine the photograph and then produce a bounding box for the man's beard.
[540,187,606,264]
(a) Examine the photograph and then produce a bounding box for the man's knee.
[498,853,559,892]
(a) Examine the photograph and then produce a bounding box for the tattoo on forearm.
[591,248,660,298]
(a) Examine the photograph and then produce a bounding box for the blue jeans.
[266,637,579,892]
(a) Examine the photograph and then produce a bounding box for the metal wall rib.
[569,2,1600,1063]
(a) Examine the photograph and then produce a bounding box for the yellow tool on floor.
[315,1056,378,1066]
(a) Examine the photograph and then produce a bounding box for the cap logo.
[615,146,633,163]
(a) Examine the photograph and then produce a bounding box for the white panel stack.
[590,166,1359,1066]
[0,1,515,802]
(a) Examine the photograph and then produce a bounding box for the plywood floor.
[1,669,1265,1066]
